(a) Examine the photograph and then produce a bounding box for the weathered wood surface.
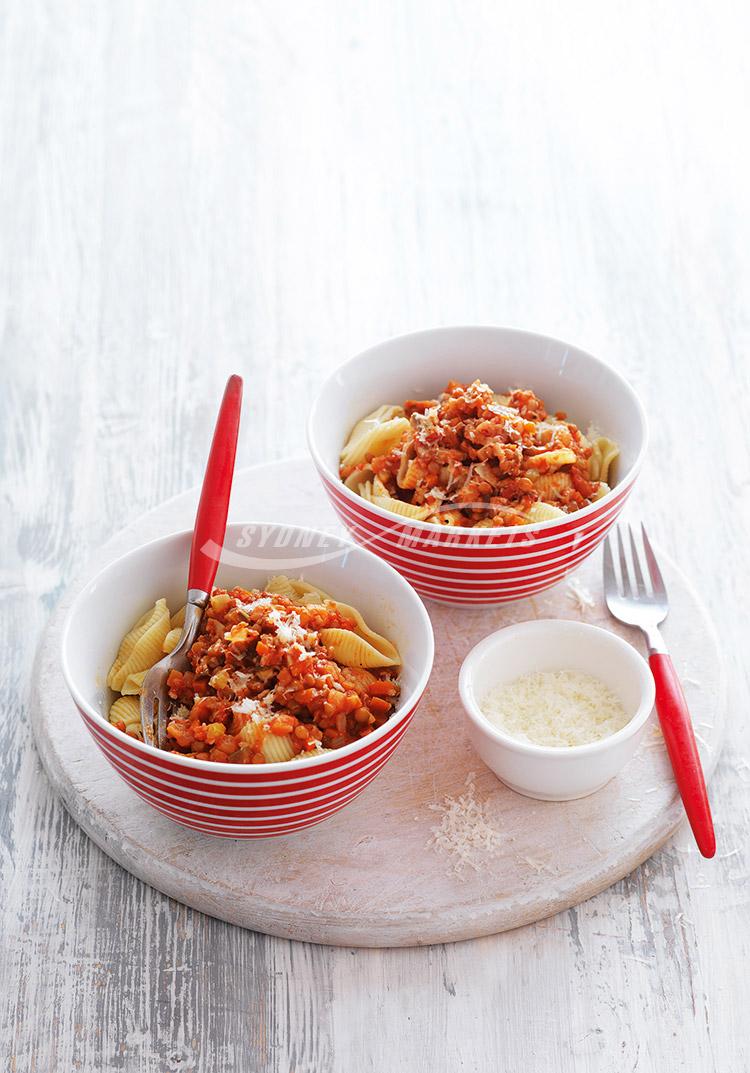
[1,1,748,1069]
[32,460,726,947]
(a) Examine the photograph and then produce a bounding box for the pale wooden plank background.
[1,1,748,1070]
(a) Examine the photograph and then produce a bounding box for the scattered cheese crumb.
[643,723,664,748]
[230,670,252,690]
[290,741,331,761]
[735,759,750,783]
[427,774,503,877]
[566,576,596,613]
[481,670,630,748]
[517,854,558,875]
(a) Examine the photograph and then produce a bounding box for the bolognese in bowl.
[61,522,434,837]
[307,326,647,605]
[339,380,618,529]
[107,576,401,764]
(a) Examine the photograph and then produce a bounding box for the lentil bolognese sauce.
[340,380,619,528]
[106,579,401,763]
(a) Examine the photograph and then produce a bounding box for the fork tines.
[603,522,667,602]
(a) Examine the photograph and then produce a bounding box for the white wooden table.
[2,2,748,1070]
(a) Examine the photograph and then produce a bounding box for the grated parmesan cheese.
[231,692,276,723]
[236,596,316,652]
[237,596,272,614]
[566,576,596,613]
[480,670,629,748]
[426,774,504,877]
[266,606,315,648]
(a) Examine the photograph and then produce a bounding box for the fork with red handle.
[603,524,716,858]
[140,374,243,748]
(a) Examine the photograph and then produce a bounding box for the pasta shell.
[170,604,186,630]
[106,607,153,686]
[396,458,421,491]
[107,599,170,691]
[589,437,619,483]
[325,602,401,666]
[265,574,299,600]
[396,441,416,488]
[266,575,332,605]
[343,465,374,493]
[529,471,573,499]
[266,577,401,666]
[340,405,406,467]
[319,628,399,669]
[354,476,390,504]
[162,627,182,654]
[346,404,404,442]
[341,665,377,689]
[340,412,411,467]
[525,501,567,523]
[527,448,578,470]
[372,495,431,521]
[120,669,148,695]
[109,695,142,738]
[261,734,295,763]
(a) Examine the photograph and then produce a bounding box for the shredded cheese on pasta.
[231,694,276,723]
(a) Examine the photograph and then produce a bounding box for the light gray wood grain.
[1,0,748,1070]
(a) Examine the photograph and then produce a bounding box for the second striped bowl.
[308,326,648,605]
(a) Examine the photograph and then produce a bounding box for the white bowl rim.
[61,521,435,774]
[306,323,649,536]
[458,618,656,758]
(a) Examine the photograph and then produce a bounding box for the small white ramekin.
[458,619,656,800]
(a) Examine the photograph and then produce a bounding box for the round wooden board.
[31,459,726,948]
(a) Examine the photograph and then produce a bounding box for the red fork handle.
[649,652,716,858]
[187,374,243,595]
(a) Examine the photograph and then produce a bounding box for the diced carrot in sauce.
[153,586,399,764]
[339,380,605,528]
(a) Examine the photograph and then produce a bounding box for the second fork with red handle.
[603,524,716,858]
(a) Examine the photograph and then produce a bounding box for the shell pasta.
[107,578,400,763]
[339,381,619,528]
[107,598,170,692]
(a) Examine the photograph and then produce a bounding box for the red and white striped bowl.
[308,326,648,605]
[61,523,434,838]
